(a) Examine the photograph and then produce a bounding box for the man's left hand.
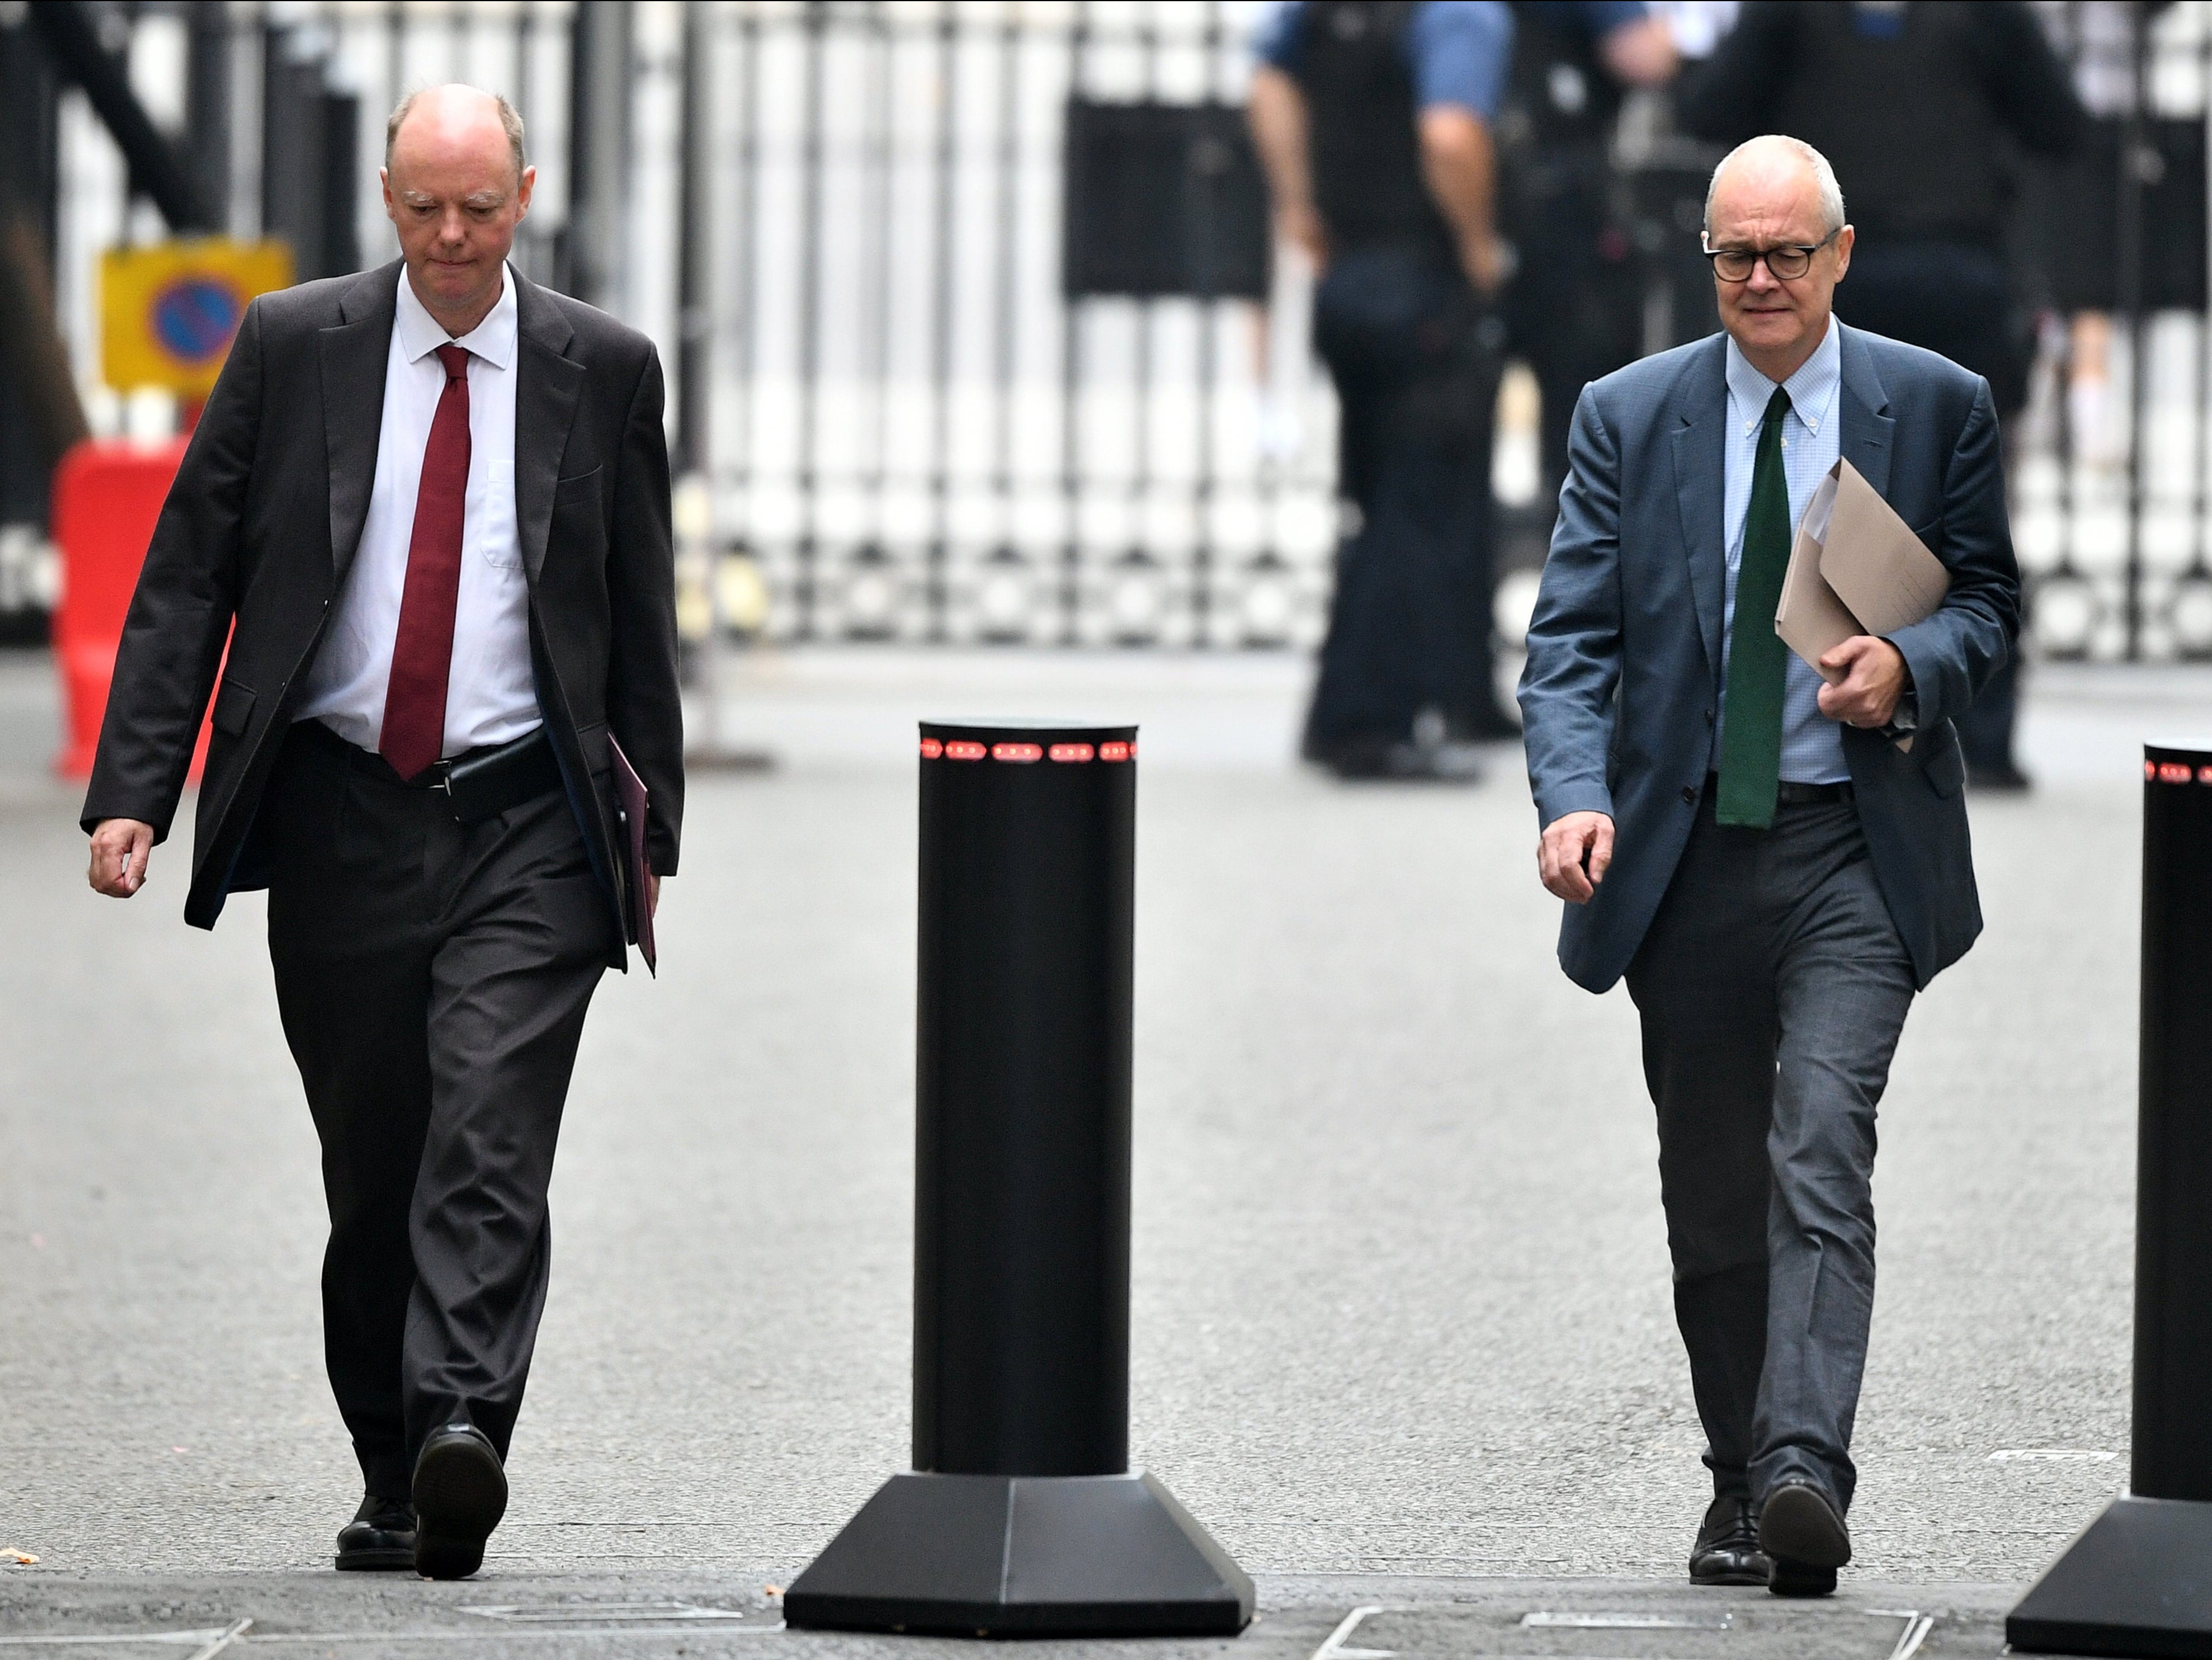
[1816,636,1909,728]
[646,873,660,919]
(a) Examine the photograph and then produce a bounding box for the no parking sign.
[100,238,293,399]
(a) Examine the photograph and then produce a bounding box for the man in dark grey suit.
[82,86,681,1579]
[1518,134,2017,1597]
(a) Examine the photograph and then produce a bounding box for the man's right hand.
[88,819,155,898]
[1538,810,1615,905]
[1459,232,1506,297]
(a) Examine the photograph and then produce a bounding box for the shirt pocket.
[481,458,523,569]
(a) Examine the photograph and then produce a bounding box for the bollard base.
[783,1471,1254,1638]
[2008,1494,2212,1656]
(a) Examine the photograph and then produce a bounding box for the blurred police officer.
[1250,0,1519,777]
[1679,1,2086,789]
[1497,2,1678,512]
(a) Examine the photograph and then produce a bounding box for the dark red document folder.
[608,734,656,975]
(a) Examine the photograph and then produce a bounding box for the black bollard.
[783,720,1253,1639]
[2010,743,2212,1657]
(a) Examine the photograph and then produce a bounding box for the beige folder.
[1775,458,1948,678]
[1774,458,1947,749]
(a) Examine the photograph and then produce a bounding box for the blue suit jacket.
[1517,324,2020,994]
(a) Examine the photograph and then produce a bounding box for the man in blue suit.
[1518,134,2018,1596]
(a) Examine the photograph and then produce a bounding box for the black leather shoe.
[1307,736,1398,779]
[1309,735,1485,783]
[1968,759,2033,793]
[1769,1556,1839,1597]
[1449,703,1523,743]
[334,1493,416,1571]
[1761,1478,1850,1597]
[411,1423,507,1580]
[1688,1494,1771,1586]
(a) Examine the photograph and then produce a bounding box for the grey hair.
[1704,135,1846,236]
[385,87,526,185]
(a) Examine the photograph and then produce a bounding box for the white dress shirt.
[296,262,541,757]
[1717,318,1849,785]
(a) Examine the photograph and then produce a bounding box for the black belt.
[1706,773,1853,807]
[298,721,564,826]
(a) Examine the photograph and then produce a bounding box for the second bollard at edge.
[2007,743,2212,1658]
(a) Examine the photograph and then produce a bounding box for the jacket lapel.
[1837,322,1895,498]
[1669,337,1729,679]
[319,263,402,586]
[513,271,584,584]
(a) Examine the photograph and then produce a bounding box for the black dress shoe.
[411,1422,507,1580]
[1760,1478,1850,1597]
[1769,1557,1839,1597]
[1967,758,2033,793]
[1449,703,1524,743]
[1308,735,1484,783]
[1306,735,1399,779]
[335,1493,416,1571]
[1688,1494,1771,1586]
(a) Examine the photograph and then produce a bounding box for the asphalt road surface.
[4,648,2196,1656]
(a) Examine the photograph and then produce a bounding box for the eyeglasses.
[1701,229,1841,282]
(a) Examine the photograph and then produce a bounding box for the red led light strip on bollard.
[2145,761,2212,785]
[920,738,1134,762]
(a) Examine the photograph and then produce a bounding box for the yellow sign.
[101,238,293,398]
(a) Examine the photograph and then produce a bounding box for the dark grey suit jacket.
[81,260,682,972]
[1517,323,2020,994]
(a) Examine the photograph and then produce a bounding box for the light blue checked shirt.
[1717,320,1849,785]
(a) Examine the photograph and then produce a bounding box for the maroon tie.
[380,342,472,781]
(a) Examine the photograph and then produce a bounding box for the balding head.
[1701,134,1853,382]
[1704,134,1844,241]
[382,84,535,338]
[387,84,525,188]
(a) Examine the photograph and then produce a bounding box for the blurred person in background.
[81,86,681,1580]
[1496,1,1679,517]
[2031,0,2167,472]
[1676,0,2086,791]
[1249,0,1520,779]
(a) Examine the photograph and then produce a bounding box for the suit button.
[1704,708,1715,724]
[1682,784,1697,804]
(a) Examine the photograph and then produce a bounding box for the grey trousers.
[1624,788,1916,1513]
[265,724,615,1497]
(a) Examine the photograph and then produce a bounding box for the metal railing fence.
[23,0,2212,662]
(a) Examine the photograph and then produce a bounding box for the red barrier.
[50,438,212,782]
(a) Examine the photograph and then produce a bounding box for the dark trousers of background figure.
[1501,206,1645,518]
[1303,242,1507,750]
[1833,241,2031,775]
[264,723,615,1498]
[1624,788,1917,1513]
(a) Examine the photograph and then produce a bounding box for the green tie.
[1716,384,1795,829]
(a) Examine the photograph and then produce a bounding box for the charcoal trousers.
[264,722,615,1497]
[1624,788,1917,1513]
